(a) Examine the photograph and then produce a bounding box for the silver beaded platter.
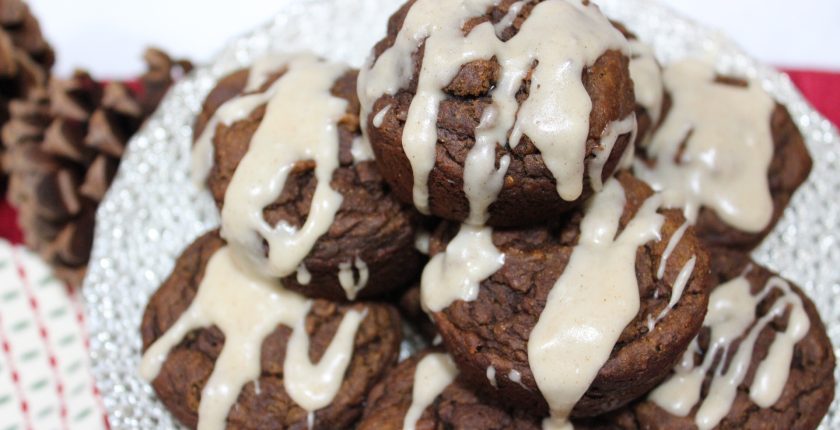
[81,0,840,428]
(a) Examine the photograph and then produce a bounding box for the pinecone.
[2,50,192,287]
[0,0,54,185]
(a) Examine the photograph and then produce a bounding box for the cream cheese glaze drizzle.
[220,54,350,278]
[635,58,776,233]
[338,257,369,300]
[190,55,291,187]
[403,353,459,430]
[139,246,366,430]
[649,274,810,430]
[529,178,664,430]
[420,225,505,312]
[628,39,663,131]
[358,0,632,223]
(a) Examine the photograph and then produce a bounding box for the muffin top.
[190,53,421,301]
[358,0,636,226]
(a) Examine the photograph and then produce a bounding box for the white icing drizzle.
[139,246,366,430]
[297,263,312,285]
[284,306,367,411]
[420,225,505,312]
[646,256,697,332]
[244,55,292,92]
[635,58,776,233]
[588,114,637,192]
[528,178,664,430]
[358,0,630,219]
[486,365,498,388]
[493,1,525,37]
[649,275,810,430]
[221,54,350,278]
[403,353,459,430]
[657,220,689,279]
[508,369,529,390]
[351,136,375,162]
[372,104,391,127]
[337,257,369,300]
[190,54,291,187]
[628,39,664,128]
[414,229,431,255]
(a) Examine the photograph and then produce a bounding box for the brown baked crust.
[694,103,811,250]
[358,349,541,430]
[140,230,403,430]
[641,80,812,251]
[578,249,836,430]
[365,0,636,227]
[199,67,422,301]
[397,284,438,341]
[429,171,711,417]
[612,21,664,148]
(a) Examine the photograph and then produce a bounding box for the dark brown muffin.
[612,22,664,148]
[397,285,437,341]
[358,349,541,430]
[576,249,836,430]
[199,65,422,301]
[140,230,403,430]
[428,171,711,418]
[638,77,812,251]
[362,0,636,227]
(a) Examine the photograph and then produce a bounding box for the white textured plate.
[82,0,840,428]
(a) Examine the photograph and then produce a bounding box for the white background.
[27,0,840,78]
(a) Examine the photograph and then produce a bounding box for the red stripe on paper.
[0,310,34,430]
[64,284,112,430]
[12,248,70,430]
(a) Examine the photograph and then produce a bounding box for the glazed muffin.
[359,0,637,227]
[358,349,541,430]
[577,249,836,430]
[193,54,422,301]
[635,58,812,250]
[140,231,403,429]
[423,171,711,421]
[613,22,665,147]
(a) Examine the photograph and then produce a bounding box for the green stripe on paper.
[1,290,19,302]
[20,349,39,362]
[38,275,58,288]
[0,394,11,405]
[36,405,54,419]
[58,334,76,347]
[0,261,7,270]
[10,320,30,333]
[48,307,68,320]
[3,423,19,430]
[74,407,92,422]
[71,382,87,396]
[65,359,83,374]
[29,378,48,392]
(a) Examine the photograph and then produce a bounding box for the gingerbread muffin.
[423,172,711,422]
[359,0,637,227]
[613,22,665,148]
[193,54,422,301]
[635,59,812,250]
[140,230,403,429]
[358,349,541,430]
[577,249,836,430]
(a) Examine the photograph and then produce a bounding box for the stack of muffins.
[139,0,836,429]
